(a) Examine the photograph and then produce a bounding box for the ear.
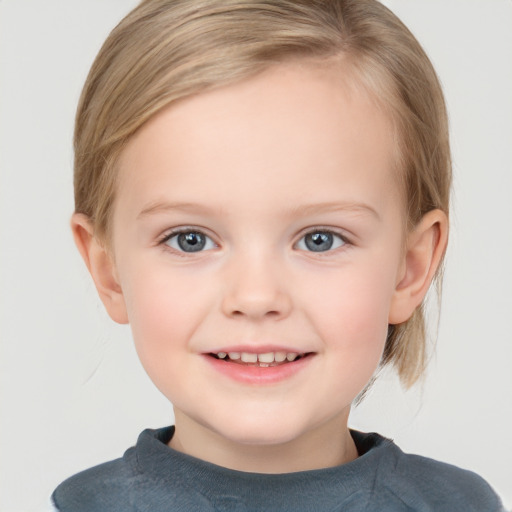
[71,213,129,324]
[389,209,448,324]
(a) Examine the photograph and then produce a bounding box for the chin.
[225,428,298,446]
[208,413,315,447]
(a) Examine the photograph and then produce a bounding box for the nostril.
[229,309,282,319]
[221,286,292,320]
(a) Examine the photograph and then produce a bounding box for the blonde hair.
[74,0,451,387]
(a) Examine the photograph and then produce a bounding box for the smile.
[209,351,310,367]
[204,349,314,385]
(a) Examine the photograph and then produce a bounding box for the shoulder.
[51,426,206,512]
[396,453,503,511]
[51,448,140,512]
[360,432,505,511]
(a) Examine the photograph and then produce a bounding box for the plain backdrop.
[1,1,511,510]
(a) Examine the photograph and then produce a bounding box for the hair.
[74,0,451,388]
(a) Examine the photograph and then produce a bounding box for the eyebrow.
[137,201,224,219]
[289,201,381,220]
[137,200,380,220]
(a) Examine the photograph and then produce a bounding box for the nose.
[221,252,292,321]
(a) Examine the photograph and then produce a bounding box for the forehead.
[114,61,400,222]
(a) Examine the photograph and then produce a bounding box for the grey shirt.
[52,426,504,511]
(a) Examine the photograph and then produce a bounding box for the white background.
[1,1,511,510]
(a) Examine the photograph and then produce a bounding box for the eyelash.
[295,229,348,254]
[157,227,351,255]
[158,228,217,256]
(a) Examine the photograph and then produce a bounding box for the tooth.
[274,352,287,362]
[286,353,298,361]
[228,352,241,360]
[217,352,227,359]
[241,352,258,363]
[258,352,274,363]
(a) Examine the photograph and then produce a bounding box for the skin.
[73,61,448,473]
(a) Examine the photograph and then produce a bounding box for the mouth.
[208,351,313,368]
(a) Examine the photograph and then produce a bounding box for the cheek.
[298,259,396,358]
[121,266,214,384]
[311,275,392,399]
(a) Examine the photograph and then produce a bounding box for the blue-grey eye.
[165,231,215,253]
[297,231,345,252]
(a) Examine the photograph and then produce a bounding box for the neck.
[169,410,358,474]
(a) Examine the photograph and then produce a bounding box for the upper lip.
[203,344,312,355]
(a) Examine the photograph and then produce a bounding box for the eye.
[162,230,216,253]
[296,230,346,253]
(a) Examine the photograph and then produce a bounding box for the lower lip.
[203,355,314,385]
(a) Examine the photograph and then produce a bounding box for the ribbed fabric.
[52,426,504,512]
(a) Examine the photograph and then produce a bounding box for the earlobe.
[71,213,129,324]
[388,209,448,325]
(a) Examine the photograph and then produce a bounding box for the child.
[51,0,505,510]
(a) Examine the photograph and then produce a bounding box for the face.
[110,62,406,455]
